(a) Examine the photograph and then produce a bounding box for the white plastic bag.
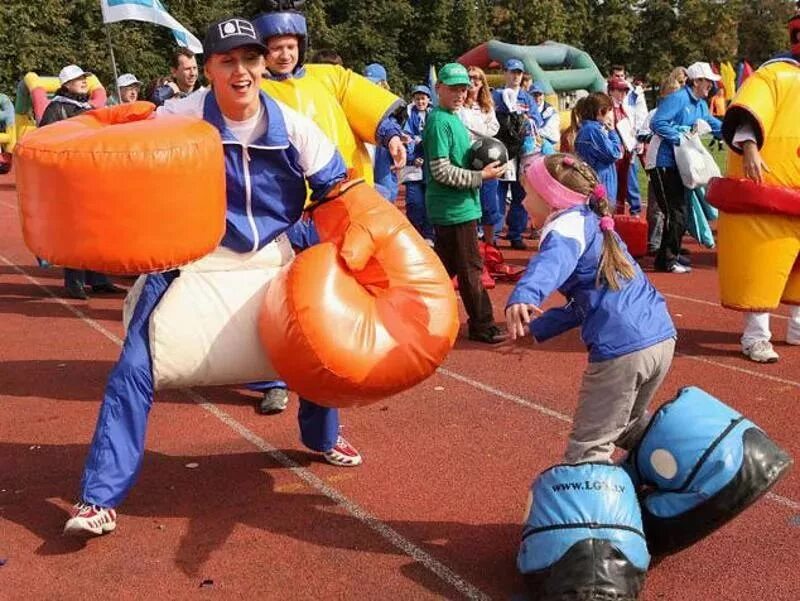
[674,131,721,189]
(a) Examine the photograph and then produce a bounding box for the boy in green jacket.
[423,63,508,343]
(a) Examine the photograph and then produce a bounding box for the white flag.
[100,0,203,54]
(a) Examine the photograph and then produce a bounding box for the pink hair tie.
[592,183,607,199]
[562,156,576,167]
[599,216,615,232]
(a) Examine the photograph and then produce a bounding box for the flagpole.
[104,22,121,101]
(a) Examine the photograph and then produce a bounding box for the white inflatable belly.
[123,235,294,389]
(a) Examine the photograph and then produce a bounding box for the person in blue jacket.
[506,153,676,463]
[364,63,400,202]
[64,17,363,538]
[492,58,544,250]
[574,92,623,208]
[648,61,722,273]
[402,84,434,241]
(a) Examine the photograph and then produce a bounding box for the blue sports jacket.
[650,86,722,169]
[574,120,623,202]
[158,88,347,253]
[507,205,676,362]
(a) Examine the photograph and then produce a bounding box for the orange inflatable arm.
[15,101,227,274]
[259,182,459,406]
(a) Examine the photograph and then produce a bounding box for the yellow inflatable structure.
[261,64,400,187]
[708,58,800,311]
[7,72,107,153]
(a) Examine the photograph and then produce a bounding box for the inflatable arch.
[457,41,605,137]
[7,72,108,154]
[457,40,606,107]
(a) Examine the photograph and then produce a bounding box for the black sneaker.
[259,387,289,415]
[509,239,528,250]
[676,255,691,267]
[468,327,508,344]
[65,284,88,300]
[91,283,126,294]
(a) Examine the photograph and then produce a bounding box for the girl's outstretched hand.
[505,303,543,340]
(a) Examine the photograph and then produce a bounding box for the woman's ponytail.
[549,155,637,291]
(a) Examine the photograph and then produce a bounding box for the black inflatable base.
[524,538,646,601]
[642,427,793,556]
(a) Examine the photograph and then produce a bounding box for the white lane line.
[437,368,572,423]
[677,353,800,390]
[664,292,788,321]
[436,365,800,515]
[0,253,491,601]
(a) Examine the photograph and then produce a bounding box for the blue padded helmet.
[252,10,308,70]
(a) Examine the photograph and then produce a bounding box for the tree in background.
[1,0,798,102]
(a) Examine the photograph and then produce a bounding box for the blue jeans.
[479,179,501,232]
[497,180,527,241]
[404,181,433,240]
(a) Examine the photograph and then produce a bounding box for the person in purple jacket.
[574,92,623,210]
[506,153,676,464]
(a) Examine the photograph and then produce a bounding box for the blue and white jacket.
[158,89,346,253]
[650,86,722,169]
[574,120,623,202]
[507,205,676,362]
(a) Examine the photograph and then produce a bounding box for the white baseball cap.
[686,62,721,82]
[58,64,92,85]
[117,73,142,88]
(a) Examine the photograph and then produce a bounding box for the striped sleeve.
[429,158,483,189]
[281,103,347,200]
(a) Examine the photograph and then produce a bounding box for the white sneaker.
[322,436,363,467]
[742,339,780,363]
[64,501,117,537]
[667,263,691,274]
[787,326,800,346]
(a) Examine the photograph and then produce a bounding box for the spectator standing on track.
[648,62,722,274]
[574,92,623,208]
[492,58,543,250]
[38,64,125,300]
[423,63,507,344]
[402,84,434,242]
[458,66,501,246]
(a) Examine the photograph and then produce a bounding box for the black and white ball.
[469,137,509,170]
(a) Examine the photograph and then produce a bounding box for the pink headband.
[523,156,588,210]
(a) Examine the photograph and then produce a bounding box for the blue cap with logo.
[504,58,525,72]
[364,63,388,83]
[530,81,546,94]
[204,17,266,56]
[411,84,432,98]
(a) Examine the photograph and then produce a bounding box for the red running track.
[1,167,798,600]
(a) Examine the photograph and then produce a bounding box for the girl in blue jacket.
[506,153,676,463]
[574,93,623,209]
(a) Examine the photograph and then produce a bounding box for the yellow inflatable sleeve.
[309,65,403,145]
[725,62,800,188]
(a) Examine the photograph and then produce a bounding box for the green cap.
[438,63,470,86]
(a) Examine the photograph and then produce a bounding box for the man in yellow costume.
[253,3,406,188]
[247,2,407,425]
[709,5,800,363]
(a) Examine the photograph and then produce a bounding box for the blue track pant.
[80,272,339,508]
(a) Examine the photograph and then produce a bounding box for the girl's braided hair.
[543,153,636,291]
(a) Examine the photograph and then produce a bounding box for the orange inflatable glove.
[15,101,226,274]
[259,181,459,406]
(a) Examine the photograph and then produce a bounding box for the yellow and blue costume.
[253,10,403,189]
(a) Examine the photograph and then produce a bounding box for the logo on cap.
[218,19,257,40]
